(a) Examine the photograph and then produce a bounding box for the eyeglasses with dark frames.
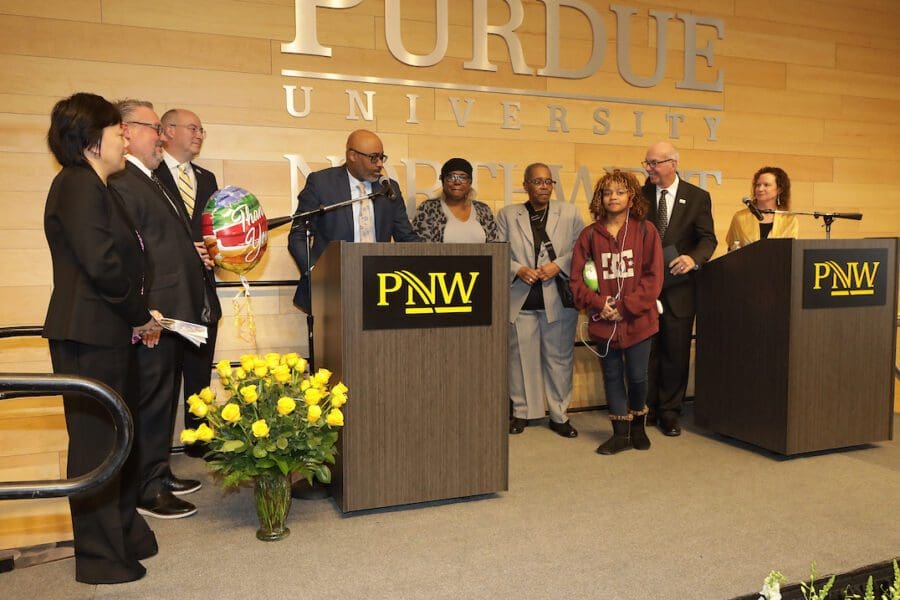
[349,148,388,164]
[526,178,556,187]
[126,120,164,136]
[641,158,674,169]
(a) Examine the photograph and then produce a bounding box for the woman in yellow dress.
[725,166,799,250]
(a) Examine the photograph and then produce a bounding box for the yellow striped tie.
[177,163,195,215]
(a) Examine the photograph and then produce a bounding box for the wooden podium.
[311,242,509,512]
[695,238,897,455]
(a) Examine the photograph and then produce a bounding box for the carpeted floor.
[2,409,898,600]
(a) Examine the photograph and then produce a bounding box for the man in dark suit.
[154,108,222,455]
[642,141,717,436]
[288,129,420,312]
[111,100,211,519]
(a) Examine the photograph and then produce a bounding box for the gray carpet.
[2,410,898,600]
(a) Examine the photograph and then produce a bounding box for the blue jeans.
[599,337,652,417]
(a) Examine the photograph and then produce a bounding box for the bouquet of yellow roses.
[181,352,347,488]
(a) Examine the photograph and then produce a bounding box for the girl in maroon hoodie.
[570,170,664,455]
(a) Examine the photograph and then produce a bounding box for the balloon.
[201,186,268,275]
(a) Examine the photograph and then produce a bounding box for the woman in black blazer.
[43,93,160,584]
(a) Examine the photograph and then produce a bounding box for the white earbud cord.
[580,212,629,359]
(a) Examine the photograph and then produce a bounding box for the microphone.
[743,197,764,222]
[377,174,395,200]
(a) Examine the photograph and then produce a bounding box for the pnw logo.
[812,260,879,296]
[377,271,480,314]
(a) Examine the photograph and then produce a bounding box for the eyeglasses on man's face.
[526,178,556,187]
[641,158,674,169]
[444,174,471,183]
[349,148,388,164]
[126,121,163,136]
[169,123,207,139]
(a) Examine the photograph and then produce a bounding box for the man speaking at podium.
[288,129,419,313]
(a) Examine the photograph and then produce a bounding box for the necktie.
[357,182,375,242]
[152,173,190,226]
[656,189,668,238]
[177,163,195,216]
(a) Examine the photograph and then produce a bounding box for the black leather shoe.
[164,474,201,496]
[548,420,578,438]
[509,417,527,434]
[183,442,209,459]
[659,414,681,437]
[137,490,197,520]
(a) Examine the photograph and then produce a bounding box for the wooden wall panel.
[1,0,899,550]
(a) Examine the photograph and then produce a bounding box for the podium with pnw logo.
[311,241,510,512]
[695,238,898,455]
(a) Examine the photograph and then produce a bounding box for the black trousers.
[181,322,218,430]
[134,334,182,501]
[50,339,156,584]
[647,305,695,418]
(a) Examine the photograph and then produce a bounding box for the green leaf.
[221,440,246,453]
[252,445,268,458]
[273,456,290,476]
[276,437,289,450]
[313,463,331,484]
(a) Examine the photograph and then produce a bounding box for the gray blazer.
[497,201,585,324]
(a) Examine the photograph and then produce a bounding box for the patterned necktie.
[357,182,375,242]
[656,189,668,238]
[177,163,195,216]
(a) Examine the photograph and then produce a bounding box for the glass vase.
[253,470,292,541]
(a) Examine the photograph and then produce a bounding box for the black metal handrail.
[0,373,133,500]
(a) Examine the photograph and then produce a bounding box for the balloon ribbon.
[232,275,257,346]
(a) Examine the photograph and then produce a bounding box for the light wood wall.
[1,0,899,550]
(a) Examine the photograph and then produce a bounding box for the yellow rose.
[304,387,324,405]
[215,360,232,379]
[300,379,311,391]
[180,428,198,444]
[187,393,201,407]
[330,391,347,408]
[281,352,299,367]
[199,387,215,403]
[313,368,332,386]
[277,396,296,416]
[332,382,348,395]
[325,408,344,427]
[253,365,268,378]
[196,423,214,442]
[251,419,270,438]
[307,404,322,423]
[188,401,209,418]
[234,367,247,380]
[221,403,241,423]
[240,354,257,372]
[265,353,281,369]
[273,364,291,384]
[295,357,308,373]
[239,385,259,404]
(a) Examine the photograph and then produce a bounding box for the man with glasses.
[153,109,222,458]
[497,163,584,438]
[288,129,419,312]
[110,100,210,519]
[641,142,717,436]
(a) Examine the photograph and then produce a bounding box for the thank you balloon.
[202,186,268,275]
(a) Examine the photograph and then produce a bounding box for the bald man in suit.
[288,129,420,312]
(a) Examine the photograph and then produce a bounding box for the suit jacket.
[496,201,585,324]
[153,160,222,321]
[643,177,717,318]
[110,161,208,323]
[725,208,798,249]
[288,165,419,309]
[43,165,150,346]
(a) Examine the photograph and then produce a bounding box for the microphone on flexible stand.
[377,174,395,200]
[743,197,764,221]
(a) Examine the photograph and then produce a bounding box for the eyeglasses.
[126,121,163,136]
[349,148,388,164]
[444,174,471,183]
[169,123,207,139]
[526,178,556,187]
[641,158,674,169]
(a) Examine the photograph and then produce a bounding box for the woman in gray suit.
[497,163,585,437]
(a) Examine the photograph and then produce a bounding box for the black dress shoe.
[659,414,681,437]
[137,490,197,520]
[509,417,527,434]
[163,474,201,496]
[548,419,578,438]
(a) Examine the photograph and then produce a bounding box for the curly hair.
[589,169,648,221]
[751,166,791,210]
